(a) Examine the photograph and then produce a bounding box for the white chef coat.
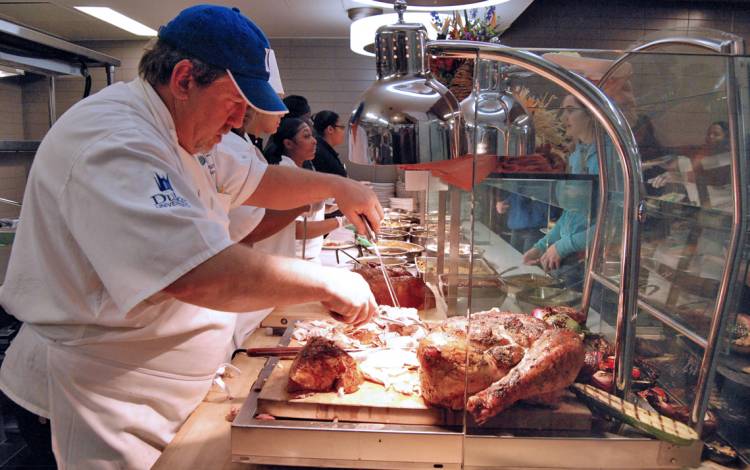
[217,131,266,242]
[253,155,297,262]
[0,78,267,469]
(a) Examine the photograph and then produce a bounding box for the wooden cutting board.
[257,360,591,430]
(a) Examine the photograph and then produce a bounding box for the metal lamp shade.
[460,60,535,157]
[348,19,460,165]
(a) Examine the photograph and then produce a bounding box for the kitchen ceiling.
[0,0,533,41]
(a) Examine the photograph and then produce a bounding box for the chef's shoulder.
[37,85,174,168]
[215,132,266,164]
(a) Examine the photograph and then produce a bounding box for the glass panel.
[710,53,750,463]
[404,44,746,465]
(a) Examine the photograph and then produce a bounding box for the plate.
[322,240,356,250]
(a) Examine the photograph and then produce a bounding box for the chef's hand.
[522,247,542,265]
[539,245,562,272]
[321,269,377,326]
[332,179,383,235]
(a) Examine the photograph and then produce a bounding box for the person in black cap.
[0,5,381,469]
[283,94,312,122]
[264,95,313,162]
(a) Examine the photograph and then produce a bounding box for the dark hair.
[312,110,339,135]
[264,117,308,164]
[282,95,311,118]
[139,39,225,87]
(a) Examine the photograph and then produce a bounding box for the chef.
[0,5,380,469]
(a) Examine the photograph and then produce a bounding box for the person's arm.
[240,208,306,245]
[552,212,589,259]
[164,243,376,325]
[532,213,563,254]
[295,217,341,240]
[244,165,381,234]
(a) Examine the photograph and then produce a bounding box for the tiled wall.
[502,0,750,49]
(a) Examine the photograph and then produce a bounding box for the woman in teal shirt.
[522,95,598,287]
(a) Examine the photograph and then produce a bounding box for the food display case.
[231,5,749,467]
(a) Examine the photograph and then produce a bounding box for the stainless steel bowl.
[365,246,409,257]
[409,229,435,247]
[379,229,409,241]
[355,256,408,267]
[369,241,424,261]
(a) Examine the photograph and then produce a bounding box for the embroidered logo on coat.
[196,152,217,176]
[151,173,190,208]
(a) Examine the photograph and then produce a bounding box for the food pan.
[424,242,484,258]
[415,256,496,283]
[515,286,582,312]
[439,273,507,312]
[502,272,562,289]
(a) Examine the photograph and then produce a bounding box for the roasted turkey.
[417,309,585,424]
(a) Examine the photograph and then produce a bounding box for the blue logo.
[198,156,207,166]
[154,173,173,192]
[151,172,190,209]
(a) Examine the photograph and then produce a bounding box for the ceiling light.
[74,7,157,36]
[0,66,24,78]
[350,12,448,56]
[352,0,510,12]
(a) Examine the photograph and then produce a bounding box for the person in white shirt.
[220,106,312,347]
[0,6,380,469]
[265,118,347,261]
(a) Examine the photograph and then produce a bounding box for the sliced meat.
[287,337,364,394]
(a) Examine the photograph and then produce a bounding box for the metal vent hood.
[0,16,120,78]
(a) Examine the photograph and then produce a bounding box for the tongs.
[361,216,400,308]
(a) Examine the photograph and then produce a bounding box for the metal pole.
[105,65,116,85]
[48,75,56,127]
[581,123,611,316]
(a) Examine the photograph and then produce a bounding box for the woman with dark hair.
[523,95,599,288]
[264,117,346,261]
[312,110,348,177]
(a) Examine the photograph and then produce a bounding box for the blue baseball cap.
[159,5,288,115]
